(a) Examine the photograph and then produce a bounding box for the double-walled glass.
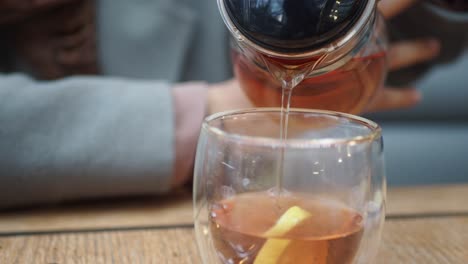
[194,109,386,264]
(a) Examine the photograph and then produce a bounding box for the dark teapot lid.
[224,0,369,53]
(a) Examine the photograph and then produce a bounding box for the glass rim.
[202,108,382,148]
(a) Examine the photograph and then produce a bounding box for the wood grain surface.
[0,191,193,235]
[1,184,467,235]
[1,217,467,264]
[386,184,468,217]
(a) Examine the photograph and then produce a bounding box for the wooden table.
[1,185,468,263]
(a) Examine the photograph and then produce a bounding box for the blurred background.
[367,3,468,185]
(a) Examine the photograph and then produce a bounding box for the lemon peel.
[254,206,311,264]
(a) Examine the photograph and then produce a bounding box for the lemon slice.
[254,206,312,264]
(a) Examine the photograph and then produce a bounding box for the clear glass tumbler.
[194,108,386,264]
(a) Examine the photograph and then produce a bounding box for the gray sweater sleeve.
[0,74,175,209]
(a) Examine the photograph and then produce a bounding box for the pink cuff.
[172,82,208,187]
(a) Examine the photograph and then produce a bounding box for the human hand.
[11,0,99,79]
[366,0,441,112]
[209,2,441,115]
[207,79,253,115]
[0,0,76,25]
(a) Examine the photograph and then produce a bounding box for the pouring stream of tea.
[262,54,329,195]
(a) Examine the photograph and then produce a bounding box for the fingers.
[366,87,422,113]
[52,0,93,34]
[388,39,440,70]
[208,79,252,115]
[12,0,99,78]
[378,0,419,19]
[0,0,77,25]
[0,0,74,10]
[379,39,438,112]
[376,0,436,113]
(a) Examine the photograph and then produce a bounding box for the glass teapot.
[218,0,388,114]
